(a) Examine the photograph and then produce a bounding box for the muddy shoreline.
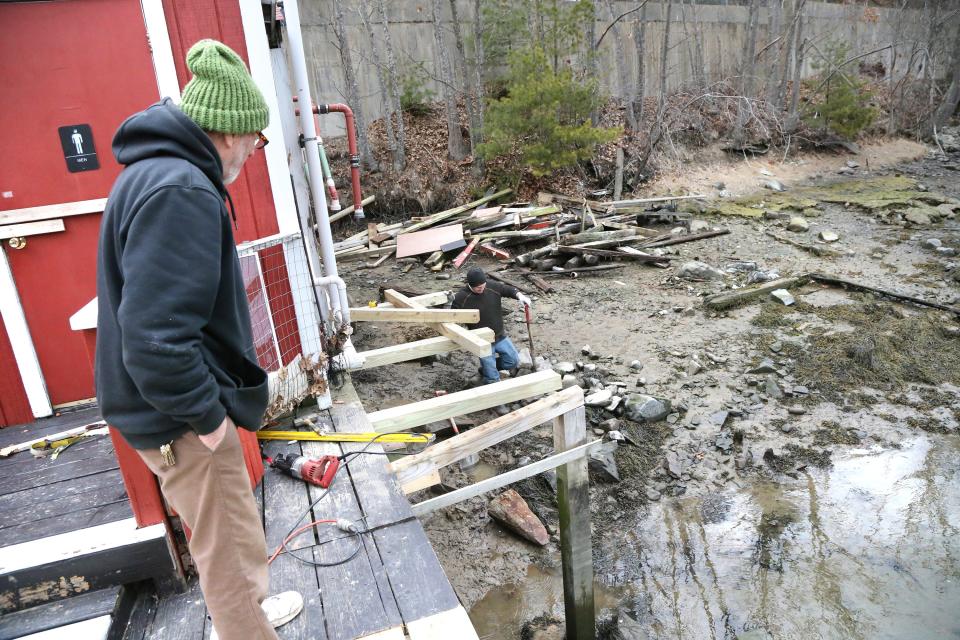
[340,142,960,638]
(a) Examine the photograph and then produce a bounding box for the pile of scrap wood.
[333,189,724,289]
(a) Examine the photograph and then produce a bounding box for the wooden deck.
[0,379,475,639]
[0,406,130,548]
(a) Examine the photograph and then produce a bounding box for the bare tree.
[603,0,636,130]
[332,0,376,169]
[472,0,486,142]
[430,0,469,160]
[786,3,806,132]
[632,4,648,124]
[679,0,706,92]
[376,0,406,169]
[357,0,398,168]
[733,0,762,145]
[930,22,960,132]
[448,0,482,154]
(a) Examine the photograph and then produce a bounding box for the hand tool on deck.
[523,303,535,358]
[267,453,340,488]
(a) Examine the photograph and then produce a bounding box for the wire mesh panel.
[237,232,327,420]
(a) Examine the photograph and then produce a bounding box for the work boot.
[210,591,304,640]
[509,367,520,378]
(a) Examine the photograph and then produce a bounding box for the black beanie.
[467,267,486,286]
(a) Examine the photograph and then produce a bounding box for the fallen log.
[808,273,960,316]
[512,266,555,293]
[538,264,626,277]
[765,230,845,257]
[560,228,639,246]
[703,276,810,310]
[641,228,730,249]
[555,246,674,262]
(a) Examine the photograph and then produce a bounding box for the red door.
[0,0,162,408]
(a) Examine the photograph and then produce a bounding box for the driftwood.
[808,273,960,316]
[641,229,730,248]
[556,246,674,262]
[765,230,845,257]
[560,228,639,246]
[512,266,555,293]
[538,264,626,278]
[486,270,538,295]
[703,276,810,310]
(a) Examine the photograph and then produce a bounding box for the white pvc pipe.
[314,275,351,325]
[284,0,344,328]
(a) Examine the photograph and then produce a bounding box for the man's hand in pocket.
[198,416,232,451]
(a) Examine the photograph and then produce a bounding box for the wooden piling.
[553,405,595,640]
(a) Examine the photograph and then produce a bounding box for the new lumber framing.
[0,219,66,240]
[367,370,563,433]
[354,328,495,370]
[349,307,479,324]
[382,289,490,356]
[391,386,584,486]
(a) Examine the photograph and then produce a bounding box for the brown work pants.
[137,425,278,640]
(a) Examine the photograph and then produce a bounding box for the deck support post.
[553,404,595,640]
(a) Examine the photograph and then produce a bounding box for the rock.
[903,208,932,226]
[588,441,620,482]
[748,358,777,374]
[715,430,734,452]
[599,418,623,432]
[581,344,592,356]
[765,179,787,192]
[765,375,784,399]
[554,361,576,375]
[770,341,783,353]
[666,412,679,424]
[771,289,796,306]
[677,260,726,281]
[663,452,685,478]
[936,246,958,257]
[606,396,623,412]
[747,269,780,284]
[517,348,534,370]
[787,406,807,415]
[541,469,558,492]
[686,359,703,376]
[488,489,550,545]
[709,411,730,427]
[624,394,672,423]
[819,230,839,243]
[645,488,662,502]
[561,374,579,389]
[725,260,758,273]
[787,216,809,232]
[846,160,860,168]
[793,385,809,395]
[735,449,753,470]
[780,422,794,433]
[534,356,552,372]
[937,203,958,218]
[924,238,944,250]
[434,273,451,280]
[690,219,711,233]
[583,363,598,373]
[629,360,644,370]
[585,389,613,406]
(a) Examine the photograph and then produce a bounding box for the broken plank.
[390,386,584,487]
[398,189,512,236]
[476,243,511,260]
[537,264,626,277]
[702,276,810,310]
[355,328,495,370]
[485,270,536,295]
[349,308,479,324]
[368,370,563,433]
[556,246,674,261]
[453,237,480,268]
[337,245,397,262]
[396,224,465,258]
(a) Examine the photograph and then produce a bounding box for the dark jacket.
[450,280,519,342]
[95,98,268,450]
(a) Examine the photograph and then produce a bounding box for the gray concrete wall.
[299,1,946,138]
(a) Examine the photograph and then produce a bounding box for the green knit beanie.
[180,39,269,134]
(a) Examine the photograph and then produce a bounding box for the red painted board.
[0,313,33,428]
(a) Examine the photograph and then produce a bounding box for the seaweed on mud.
[812,420,862,446]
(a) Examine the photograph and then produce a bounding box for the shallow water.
[470,434,960,639]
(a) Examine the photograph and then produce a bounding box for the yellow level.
[256,430,433,444]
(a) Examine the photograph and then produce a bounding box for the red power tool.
[269,453,340,488]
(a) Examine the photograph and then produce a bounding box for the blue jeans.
[479,336,520,383]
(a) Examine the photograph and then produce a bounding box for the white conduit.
[284,0,349,327]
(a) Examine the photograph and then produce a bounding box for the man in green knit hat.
[97,40,302,640]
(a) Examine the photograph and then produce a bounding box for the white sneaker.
[210,591,304,639]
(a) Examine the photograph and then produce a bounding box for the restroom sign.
[58,124,100,173]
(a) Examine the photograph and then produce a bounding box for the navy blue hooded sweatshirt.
[96,98,268,450]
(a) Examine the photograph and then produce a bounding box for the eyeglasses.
[254,131,269,150]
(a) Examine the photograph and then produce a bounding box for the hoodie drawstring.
[224,190,239,231]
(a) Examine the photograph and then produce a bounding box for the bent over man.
[96,40,301,640]
[451,267,532,384]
